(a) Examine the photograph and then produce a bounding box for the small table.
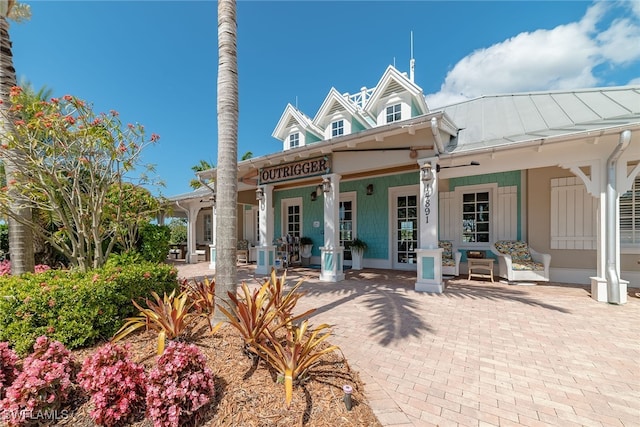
[468,258,494,282]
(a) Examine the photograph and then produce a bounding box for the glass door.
[339,195,355,264]
[393,193,418,269]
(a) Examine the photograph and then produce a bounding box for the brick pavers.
[174,261,640,427]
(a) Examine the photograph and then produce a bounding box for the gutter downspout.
[431,117,446,154]
[606,130,631,304]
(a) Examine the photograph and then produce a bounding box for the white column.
[415,157,444,292]
[256,185,277,275]
[187,205,202,264]
[209,201,217,270]
[320,173,344,282]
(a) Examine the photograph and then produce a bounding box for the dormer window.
[331,120,344,137]
[289,133,300,148]
[386,104,402,123]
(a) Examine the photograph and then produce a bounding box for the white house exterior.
[168,65,640,304]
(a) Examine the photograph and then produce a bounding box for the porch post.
[187,205,202,264]
[255,185,276,275]
[209,200,217,270]
[415,157,444,292]
[320,173,344,282]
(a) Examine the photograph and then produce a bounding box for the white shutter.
[550,177,597,249]
[497,186,517,240]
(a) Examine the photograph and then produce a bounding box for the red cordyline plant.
[145,341,215,427]
[77,342,147,426]
[0,342,19,399]
[0,336,77,426]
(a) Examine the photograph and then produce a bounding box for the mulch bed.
[55,321,382,426]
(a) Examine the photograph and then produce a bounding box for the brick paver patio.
[174,261,640,427]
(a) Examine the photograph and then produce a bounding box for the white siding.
[439,191,456,240]
[497,186,518,240]
[550,177,597,249]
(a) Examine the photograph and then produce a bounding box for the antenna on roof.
[410,31,415,83]
[393,57,396,68]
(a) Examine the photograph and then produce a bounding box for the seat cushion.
[512,260,544,271]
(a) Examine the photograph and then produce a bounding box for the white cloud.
[628,77,640,85]
[426,1,640,109]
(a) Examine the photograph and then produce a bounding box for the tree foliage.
[0,87,161,271]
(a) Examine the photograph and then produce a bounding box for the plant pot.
[351,248,364,270]
[300,244,313,266]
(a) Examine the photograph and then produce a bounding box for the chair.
[439,240,462,276]
[237,239,249,264]
[491,240,551,282]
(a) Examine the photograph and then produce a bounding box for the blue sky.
[9,1,640,197]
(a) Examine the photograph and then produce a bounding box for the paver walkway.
[174,261,640,427]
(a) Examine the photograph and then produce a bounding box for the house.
[167,64,640,304]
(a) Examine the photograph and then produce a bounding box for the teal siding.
[274,186,324,257]
[305,132,322,144]
[448,170,522,240]
[411,99,421,117]
[351,118,366,133]
[421,256,435,280]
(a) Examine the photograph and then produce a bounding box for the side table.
[468,258,494,282]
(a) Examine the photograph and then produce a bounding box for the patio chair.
[439,240,462,276]
[491,240,551,282]
[237,239,249,264]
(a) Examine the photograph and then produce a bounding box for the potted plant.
[299,236,313,266]
[349,238,367,270]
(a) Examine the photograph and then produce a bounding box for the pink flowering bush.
[0,342,19,399]
[77,342,146,426]
[0,336,77,426]
[146,341,215,427]
[0,260,51,277]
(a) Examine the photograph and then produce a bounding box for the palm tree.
[189,159,215,189]
[0,0,34,275]
[241,151,253,160]
[215,0,238,319]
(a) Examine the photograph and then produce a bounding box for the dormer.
[272,104,323,151]
[313,88,372,139]
[363,65,429,126]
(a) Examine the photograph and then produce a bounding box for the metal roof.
[165,186,213,202]
[440,86,640,153]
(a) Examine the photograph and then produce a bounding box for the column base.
[208,245,216,270]
[255,245,276,275]
[319,246,345,282]
[590,276,628,304]
[415,248,444,293]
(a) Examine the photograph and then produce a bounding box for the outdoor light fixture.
[322,177,331,193]
[310,191,317,201]
[256,187,265,210]
[366,184,374,195]
[420,162,434,186]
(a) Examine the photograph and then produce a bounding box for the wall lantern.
[366,184,374,196]
[256,187,265,210]
[322,177,332,193]
[310,191,317,201]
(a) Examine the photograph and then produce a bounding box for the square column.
[415,158,444,292]
[320,173,345,282]
[256,185,277,275]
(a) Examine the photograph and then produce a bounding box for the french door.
[392,189,419,270]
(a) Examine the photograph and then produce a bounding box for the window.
[621,175,640,246]
[289,133,299,148]
[204,214,212,242]
[331,120,344,137]
[462,191,490,243]
[386,104,401,123]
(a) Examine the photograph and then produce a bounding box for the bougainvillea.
[145,341,215,427]
[0,342,19,399]
[0,336,77,426]
[0,260,50,277]
[77,342,146,426]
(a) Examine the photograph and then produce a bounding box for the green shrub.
[138,223,171,263]
[0,262,178,355]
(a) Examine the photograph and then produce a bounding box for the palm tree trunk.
[0,15,34,274]
[215,0,238,317]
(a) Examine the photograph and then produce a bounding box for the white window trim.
[388,184,419,271]
[454,183,498,248]
[280,197,304,238]
[339,192,357,264]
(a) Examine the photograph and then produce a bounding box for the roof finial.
[410,31,415,83]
